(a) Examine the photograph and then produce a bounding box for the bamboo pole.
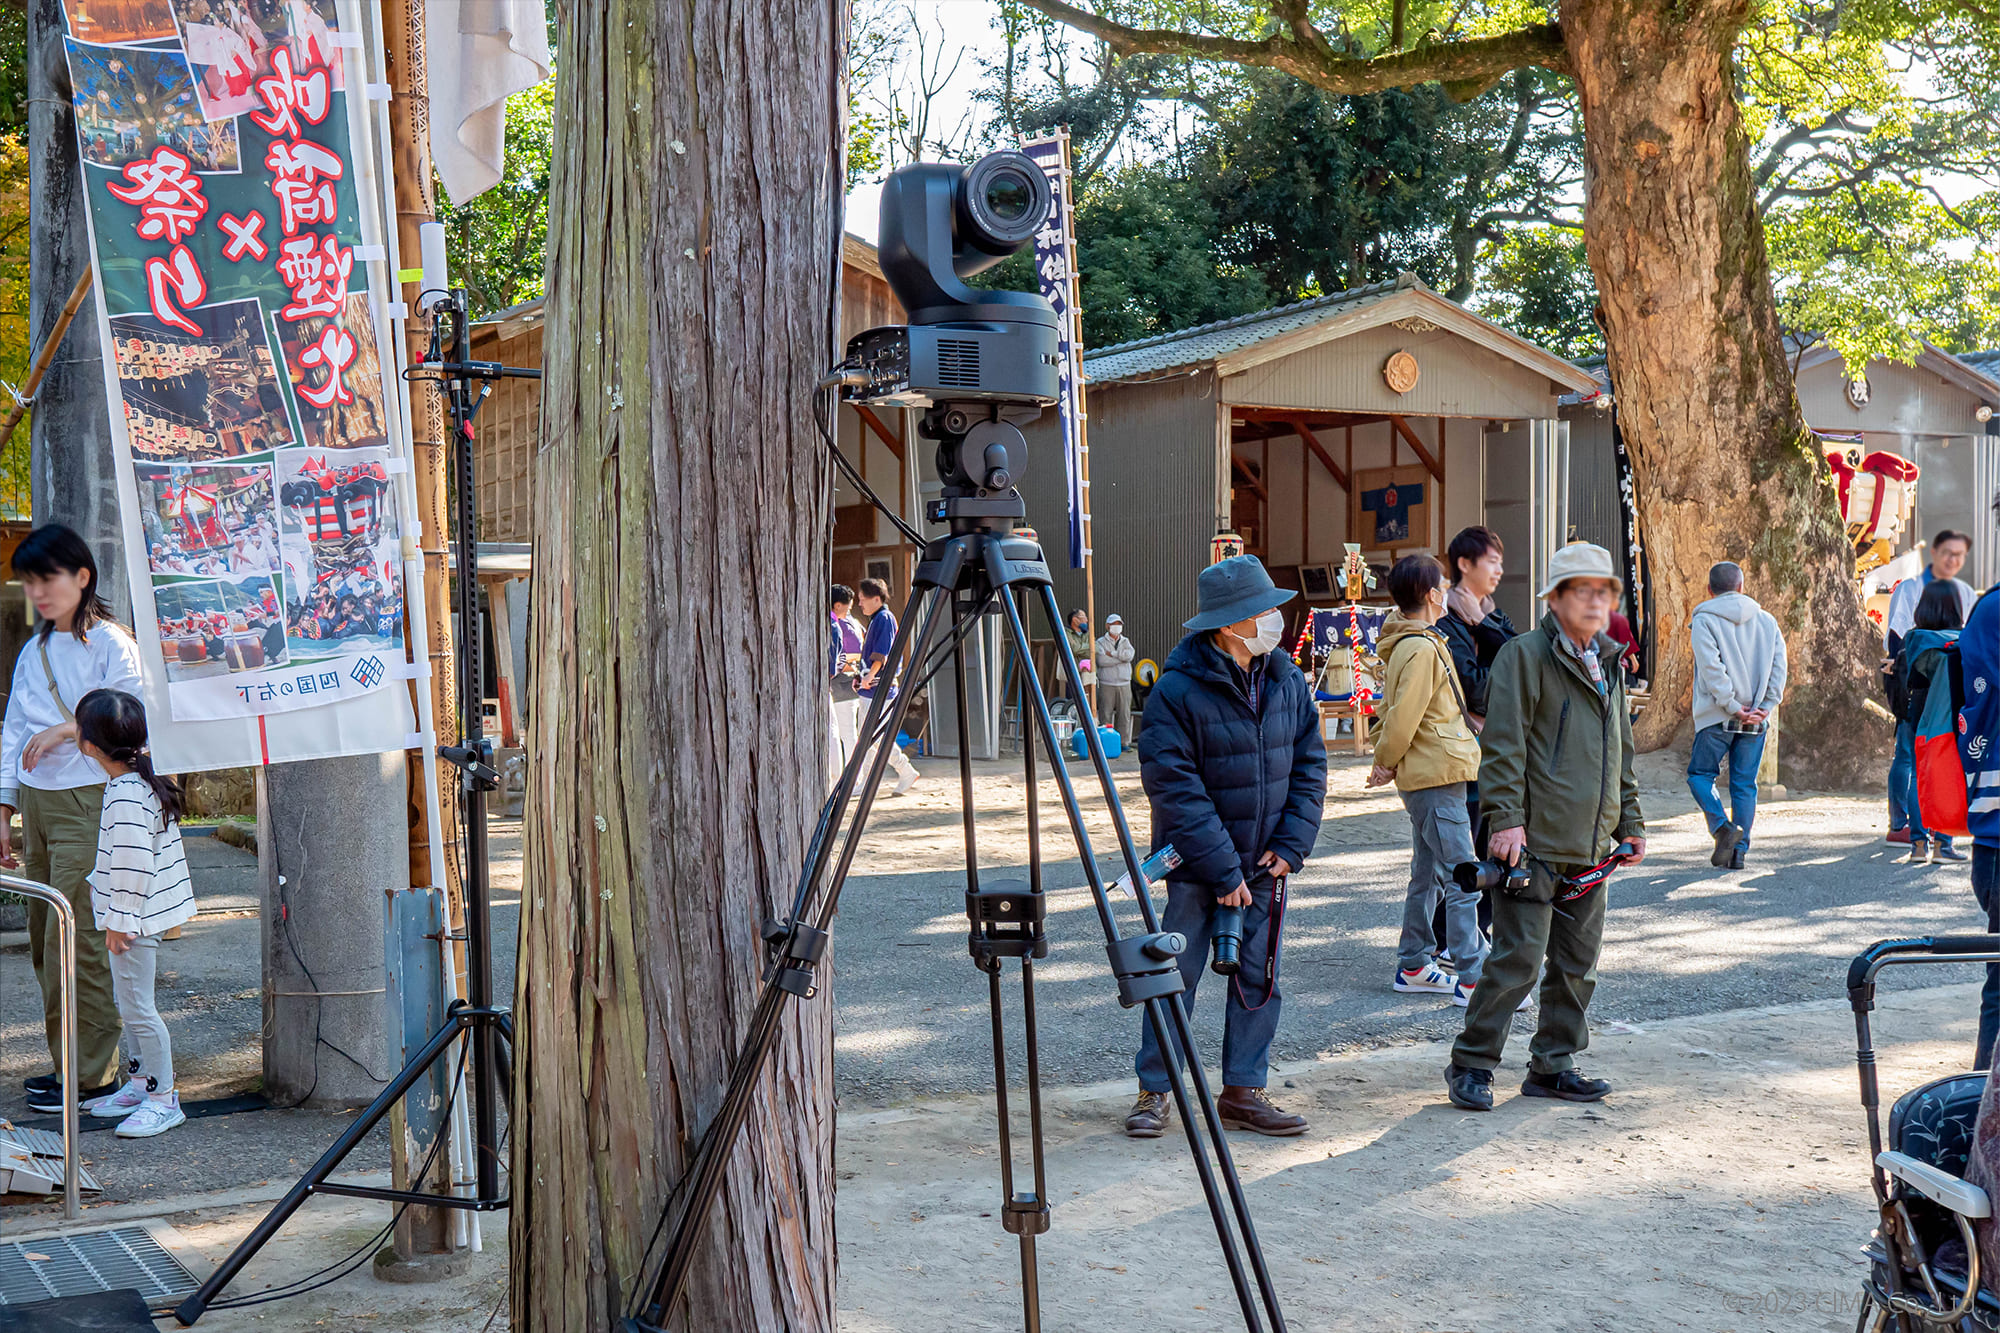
[0,267,93,450]
[383,0,463,1258]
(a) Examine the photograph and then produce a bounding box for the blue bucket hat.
[1183,554,1295,631]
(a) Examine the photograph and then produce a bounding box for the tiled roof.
[1082,274,1418,383]
[1960,348,2000,380]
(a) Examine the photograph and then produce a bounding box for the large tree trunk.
[1565,0,1888,785]
[511,0,844,1328]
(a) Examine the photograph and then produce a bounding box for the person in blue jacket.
[1123,555,1328,1139]
[1955,576,2000,1067]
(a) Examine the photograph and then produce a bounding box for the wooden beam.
[1388,414,1443,481]
[853,404,905,461]
[1231,455,1267,499]
[1289,417,1348,491]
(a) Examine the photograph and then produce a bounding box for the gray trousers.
[1397,783,1486,985]
[1100,683,1134,745]
[110,934,174,1094]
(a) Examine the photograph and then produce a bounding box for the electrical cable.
[815,384,926,546]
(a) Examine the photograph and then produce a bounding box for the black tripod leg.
[1030,581,1289,1333]
[988,586,1266,1333]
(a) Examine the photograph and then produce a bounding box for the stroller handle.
[1848,936,2000,1009]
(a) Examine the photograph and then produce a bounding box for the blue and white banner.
[1022,135,1087,569]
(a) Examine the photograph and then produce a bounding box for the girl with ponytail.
[74,689,194,1138]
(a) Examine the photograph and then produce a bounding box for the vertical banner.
[1022,135,1089,570]
[61,0,419,762]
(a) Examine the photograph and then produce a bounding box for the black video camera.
[1453,859,1531,896]
[1211,903,1246,976]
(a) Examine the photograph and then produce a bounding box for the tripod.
[626,479,1288,1330]
[174,289,534,1324]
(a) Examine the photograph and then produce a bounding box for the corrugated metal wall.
[1222,323,1561,420]
[1018,371,1222,669]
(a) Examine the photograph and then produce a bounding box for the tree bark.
[510,0,843,1328]
[1565,0,1887,784]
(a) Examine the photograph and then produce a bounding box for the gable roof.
[1082,272,1599,394]
[1792,340,2000,403]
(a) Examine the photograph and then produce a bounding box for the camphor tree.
[510,0,842,1327]
[1016,0,1999,777]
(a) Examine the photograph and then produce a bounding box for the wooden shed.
[1016,274,1599,660]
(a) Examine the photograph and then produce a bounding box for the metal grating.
[937,339,980,387]
[0,1228,198,1305]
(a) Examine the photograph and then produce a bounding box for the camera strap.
[1230,873,1285,1013]
[1532,848,1627,903]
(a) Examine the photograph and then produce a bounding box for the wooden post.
[383,0,463,1260]
[1056,132,1097,711]
[0,268,91,451]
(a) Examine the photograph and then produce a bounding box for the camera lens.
[959,151,1050,253]
[983,170,1034,224]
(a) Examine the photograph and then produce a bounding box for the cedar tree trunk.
[1565,0,1887,784]
[511,0,844,1327]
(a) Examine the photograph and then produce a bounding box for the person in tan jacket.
[1368,554,1487,1005]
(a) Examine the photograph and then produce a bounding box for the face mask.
[1109,626,1122,638]
[1237,608,1285,656]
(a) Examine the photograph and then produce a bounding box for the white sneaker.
[1394,962,1456,994]
[893,768,921,796]
[1450,980,1534,1011]
[115,1093,185,1139]
[87,1081,147,1120]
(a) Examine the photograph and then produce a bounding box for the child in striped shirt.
[76,690,194,1139]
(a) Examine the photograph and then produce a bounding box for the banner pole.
[0,267,91,451]
[1059,131,1096,715]
[383,0,468,1260]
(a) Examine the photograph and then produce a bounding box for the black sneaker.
[1446,1063,1493,1111]
[26,1081,118,1115]
[1727,846,1744,871]
[1710,822,1743,868]
[22,1073,57,1095]
[1522,1069,1611,1102]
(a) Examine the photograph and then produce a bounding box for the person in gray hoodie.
[1687,562,1788,869]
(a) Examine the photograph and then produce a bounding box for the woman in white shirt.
[0,526,145,1112]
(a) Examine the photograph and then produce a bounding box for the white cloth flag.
[425,0,553,202]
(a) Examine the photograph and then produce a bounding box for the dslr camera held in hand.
[1454,858,1531,897]
[1210,903,1246,976]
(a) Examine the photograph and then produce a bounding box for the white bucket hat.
[1536,541,1623,600]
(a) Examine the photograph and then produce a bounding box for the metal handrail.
[0,873,78,1220]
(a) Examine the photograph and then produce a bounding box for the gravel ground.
[829,744,1970,1107]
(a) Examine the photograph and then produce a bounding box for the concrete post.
[260,757,401,1107]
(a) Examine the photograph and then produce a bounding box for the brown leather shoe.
[1123,1089,1172,1138]
[1217,1086,1308,1136]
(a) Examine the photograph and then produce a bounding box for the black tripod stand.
[174,289,535,1324]
[626,410,1287,1331]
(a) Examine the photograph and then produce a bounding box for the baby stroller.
[1851,936,2000,1331]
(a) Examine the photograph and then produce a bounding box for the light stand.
[623,401,1288,1333]
[172,287,536,1325]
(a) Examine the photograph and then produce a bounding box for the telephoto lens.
[1210,903,1246,976]
[1453,859,1531,895]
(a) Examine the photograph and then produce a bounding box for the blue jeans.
[1975,844,2000,1070]
[1687,724,1766,851]
[1136,875,1283,1091]
[1894,721,1954,848]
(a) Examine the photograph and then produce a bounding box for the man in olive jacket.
[1447,542,1646,1112]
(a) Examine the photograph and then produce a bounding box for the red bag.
[1915,643,1970,838]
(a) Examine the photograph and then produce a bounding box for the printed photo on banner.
[135,459,279,578]
[273,294,388,450]
[61,0,180,45]
[271,445,403,661]
[67,40,240,171]
[170,0,345,123]
[110,299,295,461]
[152,574,289,681]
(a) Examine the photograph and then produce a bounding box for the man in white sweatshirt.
[1687,562,1788,869]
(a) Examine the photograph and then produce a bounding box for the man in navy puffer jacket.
[1125,555,1328,1139]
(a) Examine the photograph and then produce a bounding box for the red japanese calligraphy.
[105,148,209,244]
[218,211,269,262]
[275,235,354,320]
[264,140,344,237]
[144,245,207,336]
[296,325,357,408]
[249,48,332,139]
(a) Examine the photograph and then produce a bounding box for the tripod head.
[921,399,1045,536]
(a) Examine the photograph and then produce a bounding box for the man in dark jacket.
[1125,555,1328,1139]
[1446,541,1646,1113]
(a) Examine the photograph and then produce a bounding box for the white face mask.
[1109,625,1122,638]
[1237,608,1285,656]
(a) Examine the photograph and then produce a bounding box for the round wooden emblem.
[1384,350,1420,395]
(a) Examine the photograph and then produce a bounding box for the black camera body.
[1454,859,1532,896]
